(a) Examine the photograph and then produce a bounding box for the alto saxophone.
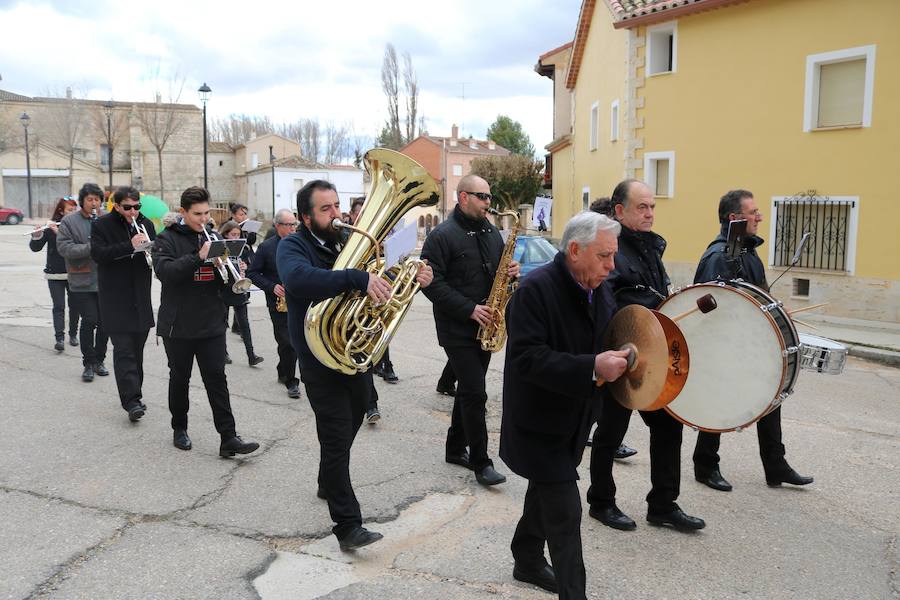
[477,207,520,353]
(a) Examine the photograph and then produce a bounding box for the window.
[589,101,599,151]
[610,99,620,141]
[218,160,224,167]
[100,144,111,169]
[792,278,810,298]
[452,164,463,176]
[582,186,590,211]
[293,178,305,194]
[251,152,259,169]
[643,151,675,198]
[804,45,876,131]
[769,193,859,274]
[647,22,677,75]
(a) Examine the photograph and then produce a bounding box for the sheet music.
[383,221,418,270]
[240,220,263,234]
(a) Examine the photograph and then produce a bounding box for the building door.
[2,176,69,218]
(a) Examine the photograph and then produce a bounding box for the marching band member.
[153,186,259,457]
[219,220,264,367]
[90,186,156,422]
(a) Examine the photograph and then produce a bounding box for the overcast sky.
[0,0,581,155]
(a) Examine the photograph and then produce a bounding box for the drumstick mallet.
[670,293,718,323]
[787,302,828,316]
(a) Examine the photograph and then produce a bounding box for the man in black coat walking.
[420,174,519,487]
[692,189,813,491]
[90,187,156,422]
[501,211,629,599]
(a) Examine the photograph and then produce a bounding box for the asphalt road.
[0,223,897,600]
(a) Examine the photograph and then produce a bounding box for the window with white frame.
[610,99,620,141]
[647,22,677,75]
[452,164,463,176]
[589,101,599,151]
[582,186,590,211]
[644,151,675,198]
[803,45,876,131]
[251,152,259,169]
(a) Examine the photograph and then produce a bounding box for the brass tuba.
[304,148,440,375]
[477,207,520,352]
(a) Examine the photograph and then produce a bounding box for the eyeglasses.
[462,191,493,202]
[120,203,142,211]
[277,222,298,228]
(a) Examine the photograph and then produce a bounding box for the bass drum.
[656,281,800,432]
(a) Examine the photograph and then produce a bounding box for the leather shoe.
[373,364,386,378]
[647,506,706,531]
[94,362,109,376]
[81,365,94,382]
[249,355,264,366]
[380,363,398,383]
[338,526,383,551]
[365,407,381,424]
[589,505,636,531]
[127,403,146,423]
[513,563,557,594]
[445,450,472,470]
[54,340,64,353]
[767,469,814,487]
[475,465,506,486]
[219,435,260,457]
[436,382,456,396]
[696,468,733,492]
[69,335,79,347]
[173,429,192,450]
[615,444,638,460]
[287,384,301,399]
[316,487,327,500]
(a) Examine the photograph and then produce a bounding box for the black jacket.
[420,206,505,347]
[694,225,767,289]
[605,225,670,310]
[500,252,616,482]
[29,229,66,275]
[276,224,369,381]
[248,234,283,309]
[153,222,229,339]
[90,211,156,333]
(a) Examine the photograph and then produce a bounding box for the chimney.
[451,124,458,139]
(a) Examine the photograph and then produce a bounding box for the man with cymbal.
[692,189,813,491]
[587,179,706,532]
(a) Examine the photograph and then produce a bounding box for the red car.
[0,207,24,225]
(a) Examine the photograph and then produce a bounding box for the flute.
[24,222,61,236]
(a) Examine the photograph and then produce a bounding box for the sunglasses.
[120,203,142,211]
[462,191,494,202]
[277,222,298,228]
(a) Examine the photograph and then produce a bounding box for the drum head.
[799,333,847,351]
[657,284,785,432]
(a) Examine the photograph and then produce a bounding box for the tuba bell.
[304,148,440,375]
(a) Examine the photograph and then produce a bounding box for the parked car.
[0,207,24,225]
[513,235,558,280]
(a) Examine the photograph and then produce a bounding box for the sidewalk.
[799,312,900,367]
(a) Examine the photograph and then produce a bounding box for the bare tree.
[403,52,419,144]
[298,119,321,163]
[209,114,274,146]
[42,88,88,193]
[323,121,352,165]
[379,44,403,149]
[136,82,187,203]
[91,104,129,175]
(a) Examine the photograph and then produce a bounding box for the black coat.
[605,225,670,310]
[500,252,617,482]
[90,211,156,333]
[420,206,505,347]
[153,222,229,339]
[694,225,767,289]
[29,229,66,275]
[276,225,369,382]
[247,234,283,309]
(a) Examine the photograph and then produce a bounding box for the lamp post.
[103,99,114,191]
[20,112,33,219]
[198,82,211,190]
[269,145,275,219]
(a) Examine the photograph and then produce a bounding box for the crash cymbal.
[602,305,670,411]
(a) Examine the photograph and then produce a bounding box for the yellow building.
[539,0,899,322]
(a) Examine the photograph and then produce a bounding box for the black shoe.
[224,354,232,365]
[445,450,472,470]
[81,365,94,382]
[380,363,398,383]
[54,340,65,353]
[316,487,327,500]
[647,506,706,531]
[287,384,301,399]
[696,468,733,492]
[69,335,78,347]
[127,403,146,423]
[94,362,109,376]
[767,469,814,487]
[365,407,381,424]
[231,325,242,335]
[338,526,383,551]
[436,382,456,396]
[475,465,506,486]
[277,375,288,384]
[219,435,260,457]
[373,364,386,379]
[513,563,558,594]
[249,355,265,367]
[173,429,192,450]
[615,444,638,460]
[589,505,636,531]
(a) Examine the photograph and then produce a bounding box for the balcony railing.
[772,191,853,272]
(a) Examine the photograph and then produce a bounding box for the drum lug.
[735,426,744,433]
[783,346,799,357]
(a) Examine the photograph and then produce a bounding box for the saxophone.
[477,207,520,353]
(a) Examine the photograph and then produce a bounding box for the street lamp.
[269,145,275,219]
[103,99,114,191]
[20,112,33,219]
[198,82,211,190]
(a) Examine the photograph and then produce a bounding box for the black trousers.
[268,308,298,388]
[693,406,789,479]
[69,292,108,366]
[225,304,255,360]
[47,279,79,340]
[161,333,237,439]
[437,360,456,388]
[108,330,149,411]
[587,393,683,514]
[444,345,493,470]
[511,480,586,600]
[305,373,372,538]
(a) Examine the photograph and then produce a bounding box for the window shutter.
[817,59,866,127]
[655,159,670,196]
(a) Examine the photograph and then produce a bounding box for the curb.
[845,344,900,368]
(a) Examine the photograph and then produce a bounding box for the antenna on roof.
[457,82,470,137]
